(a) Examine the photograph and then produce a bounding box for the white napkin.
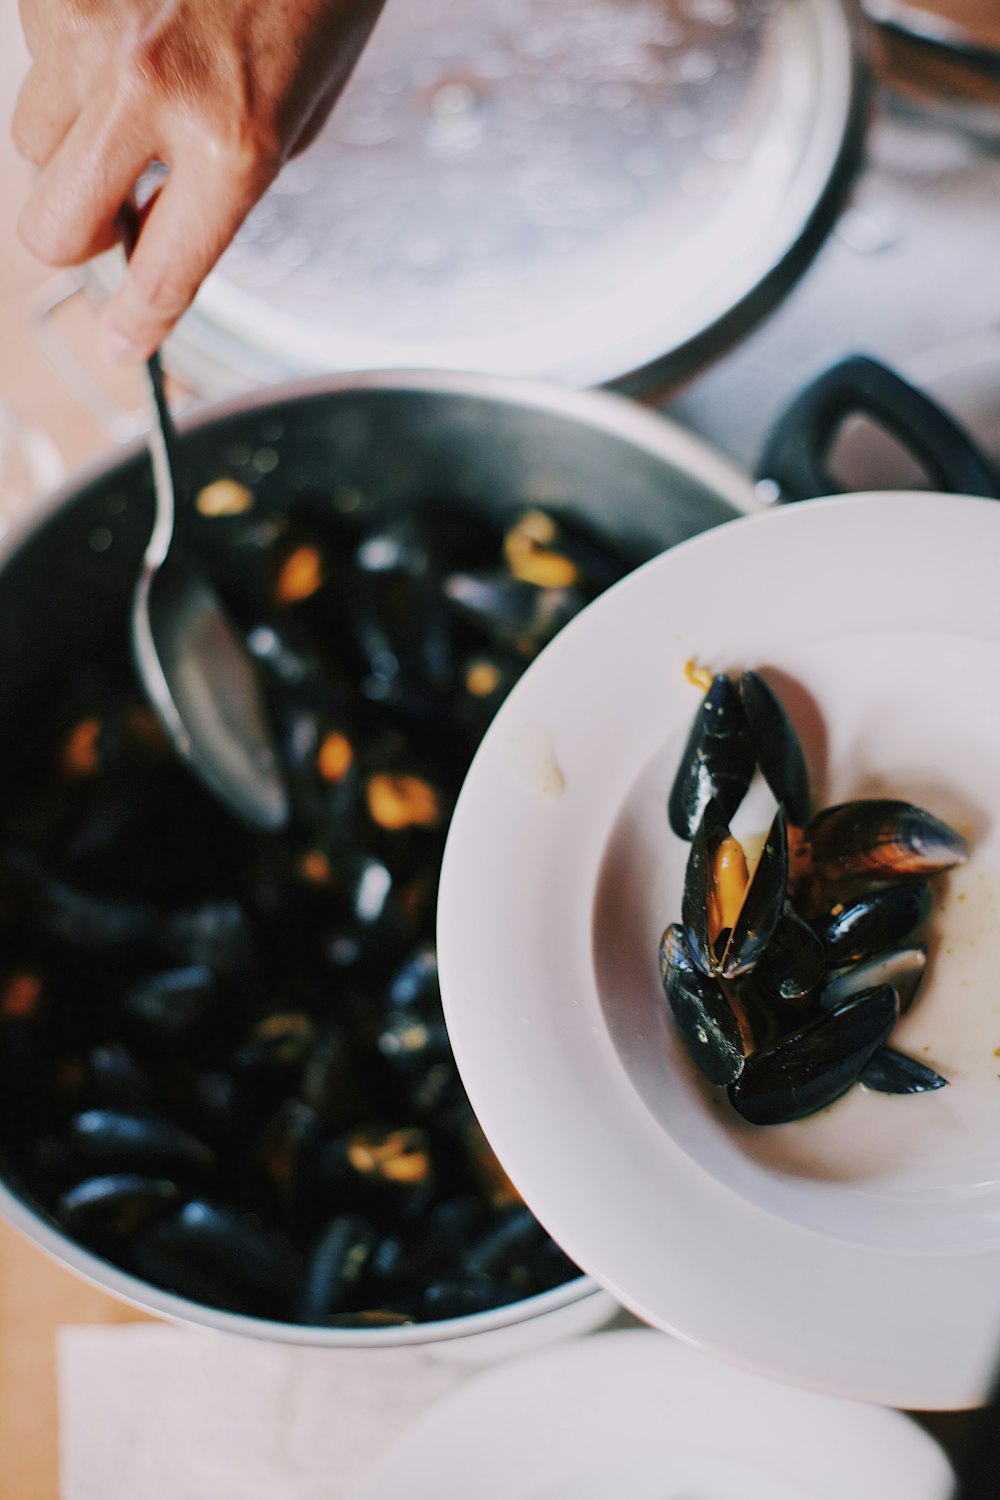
[58,1323,468,1500]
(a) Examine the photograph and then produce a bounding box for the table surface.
[0,5,997,1496]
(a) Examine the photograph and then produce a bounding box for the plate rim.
[437,491,1000,1410]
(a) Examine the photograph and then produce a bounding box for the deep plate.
[437,492,1000,1409]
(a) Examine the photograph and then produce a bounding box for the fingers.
[97,152,279,362]
[11,62,79,168]
[17,86,151,267]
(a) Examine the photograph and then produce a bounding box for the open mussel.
[681,803,788,981]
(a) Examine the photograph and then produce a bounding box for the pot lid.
[95,0,864,394]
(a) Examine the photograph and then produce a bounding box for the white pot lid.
[91,0,864,394]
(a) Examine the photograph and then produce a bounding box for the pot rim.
[3,369,758,575]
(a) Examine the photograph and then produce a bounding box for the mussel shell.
[813,882,933,966]
[162,900,256,975]
[386,944,439,1010]
[441,572,586,656]
[806,800,968,883]
[421,1273,522,1320]
[368,1196,486,1285]
[56,1173,182,1245]
[658,923,746,1085]
[728,984,897,1125]
[719,805,788,980]
[356,502,501,580]
[0,846,158,948]
[294,1213,379,1323]
[820,945,927,1015]
[132,1200,302,1317]
[667,674,755,842]
[860,1047,948,1094]
[83,1043,157,1112]
[751,901,825,1003]
[68,1108,216,1177]
[738,671,811,827]
[120,966,219,1041]
[461,1205,544,1278]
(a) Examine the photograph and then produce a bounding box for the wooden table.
[0,4,997,1494]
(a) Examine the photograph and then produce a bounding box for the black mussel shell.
[752,902,825,1003]
[0,846,158,948]
[441,572,586,656]
[295,1213,379,1323]
[132,1200,301,1317]
[738,671,811,827]
[658,923,747,1085]
[680,800,725,975]
[806,800,968,883]
[728,984,897,1125]
[860,1047,949,1094]
[68,1109,216,1177]
[821,945,927,1014]
[813,882,933,966]
[56,1173,182,1245]
[667,674,754,842]
[719,806,788,980]
[121,966,219,1042]
[461,1205,545,1278]
[84,1043,157,1112]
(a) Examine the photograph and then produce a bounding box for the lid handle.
[754,354,1000,503]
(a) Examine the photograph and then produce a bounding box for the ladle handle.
[116,202,182,573]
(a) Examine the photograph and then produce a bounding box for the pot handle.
[754,354,1000,503]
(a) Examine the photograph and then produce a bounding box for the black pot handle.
[754,354,1000,503]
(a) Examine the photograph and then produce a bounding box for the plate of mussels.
[437,491,1000,1410]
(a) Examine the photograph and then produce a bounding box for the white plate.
[355,1329,953,1500]
[437,493,1000,1410]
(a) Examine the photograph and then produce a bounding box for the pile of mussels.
[0,482,632,1325]
[659,669,968,1125]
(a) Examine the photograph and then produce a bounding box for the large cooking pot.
[1,359,994,1352]
[0,370,759,1351]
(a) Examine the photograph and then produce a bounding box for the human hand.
[13,0,386,362]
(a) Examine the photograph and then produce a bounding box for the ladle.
[123,209,289,830]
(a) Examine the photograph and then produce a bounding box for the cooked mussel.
[658,924,748,1085]
[667,675,755,842]
[681,803,788,980]
[820,945,927,1014]
[859,1047,948,1094]
[728,985,898,1126]
[806,800,968,884]
[738,671,811,827]
[813,882,933,966]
